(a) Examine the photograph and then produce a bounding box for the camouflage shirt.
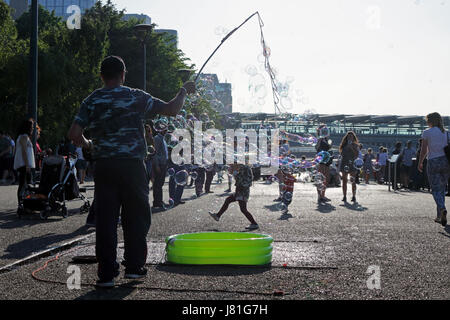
[74,86,165,160]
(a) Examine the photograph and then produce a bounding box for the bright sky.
[111,0,450,116]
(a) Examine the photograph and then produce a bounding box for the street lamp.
[133,24,152,91]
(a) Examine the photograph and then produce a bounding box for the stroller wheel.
[61,206,68,218]
[40,210,48,220]
[80,203,90,214]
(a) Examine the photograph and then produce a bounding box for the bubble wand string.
[194,12,285,114]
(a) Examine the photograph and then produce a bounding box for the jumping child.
[209,163,259,230]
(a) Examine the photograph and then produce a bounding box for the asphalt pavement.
[0,178,449,300]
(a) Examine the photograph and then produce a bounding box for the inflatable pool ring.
[165,232,273,266]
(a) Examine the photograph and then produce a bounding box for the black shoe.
[206,191,214,194]
[342,196,347,202]
[441,209,447,227]
[177,201,186,205]
[351,196,356,203]
[96,269,120,288]
[124,267,148,279]
[225,189,231,193]
[153,203,166,209]
[273,197,282,202]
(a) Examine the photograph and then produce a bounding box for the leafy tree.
[0,0,222,147]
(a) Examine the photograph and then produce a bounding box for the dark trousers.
[168,164,185,204]
[217,194,257,225]
[205,169,215,192]
[94,159,151,281]
[195,167,206,196]
[153,163,167,206]
[17,166,31,203]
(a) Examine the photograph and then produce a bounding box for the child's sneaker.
[208,212,220,221]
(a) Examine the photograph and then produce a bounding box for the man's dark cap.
[100,56,126,79]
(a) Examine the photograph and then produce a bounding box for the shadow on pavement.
[74,281,141,300]
[0,208,84,229]
[339,202,369,212]
[441,225,450,238]
[1,225,93,261]
[315,203,336,214]
[264,203,282,212]
[277,213,294,221]
[155,264,270,277]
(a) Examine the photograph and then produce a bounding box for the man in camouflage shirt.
[68,56,195,287]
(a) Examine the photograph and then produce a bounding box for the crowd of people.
[2,55,448,288]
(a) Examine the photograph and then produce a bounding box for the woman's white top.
[422,127,448,160]
[14,134,35,170]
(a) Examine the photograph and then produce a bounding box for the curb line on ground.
[0,232,95,274]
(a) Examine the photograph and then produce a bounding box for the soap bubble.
[245,65,258,76]
[154,120,168,132]
[283,192,293,202]
[319,126,330,138]
[354,158,364,170]
[175,170,189,186]
[147,145,156,156]
[164,198,175,210]
[190,171,198,180]
[372,160,381,172]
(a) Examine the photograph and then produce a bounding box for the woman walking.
[14,119,35,205]
[339,131,360,203]
[418,112,449,226]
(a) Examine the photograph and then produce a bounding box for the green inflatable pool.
[165,232,273,265]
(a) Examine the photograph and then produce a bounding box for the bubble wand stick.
[194,12,261,83]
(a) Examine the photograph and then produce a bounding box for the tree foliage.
[0,0,219,148]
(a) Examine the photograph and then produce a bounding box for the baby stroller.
[17,154,90,220]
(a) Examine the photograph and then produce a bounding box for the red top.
[282,174,295,193]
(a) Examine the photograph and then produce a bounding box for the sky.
[111,0,450,116]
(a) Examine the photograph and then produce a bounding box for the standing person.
[391,142,403,190]
[75,146,87,184]
[339,131,360,203]
[355,144,363,184]
[0,131,13,184]
[278,166,296,214]
[152,124,169,209]
[194,166,206,197]
[144,123,155,185]
[13,119,35,204]
[68,56,196,287]
[167,136,186,206]
[315,125,332,203]
[418,112,449,226]
[399,141,415,189]
[363,148,375,184]
[208,163,259,230]
[204,164,216,194]
[376,146,388,184]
